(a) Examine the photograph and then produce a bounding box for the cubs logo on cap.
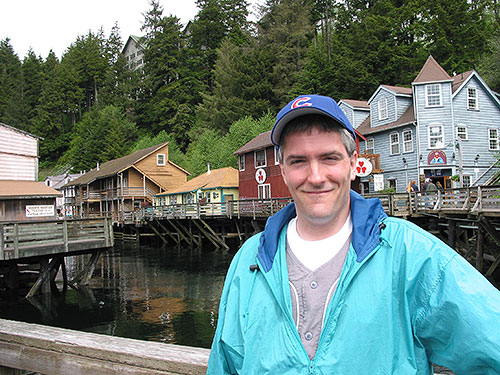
[270,94,356,146]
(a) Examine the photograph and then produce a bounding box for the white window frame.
[156,153,166,166]
[274,146,279,165]
[456,125,468,141]
[489,128,500,150]
[378,98,388,120]
[365,138,374,154]
[463,175,472,188]
[238,154,246,171]
[428,123,444,149]
[254,149,267,168]
[467,87,478,110]
[402,130,413,153]
[426,84,442,107]
[390,132,400,155]
[258,183,271,199]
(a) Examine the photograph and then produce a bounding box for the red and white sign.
[355,158,373,177]
[255,168,267,184]
[26,205,55,217]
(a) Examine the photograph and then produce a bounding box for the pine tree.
[21,49,43,132]
[0,38,24,128]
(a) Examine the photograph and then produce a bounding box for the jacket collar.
[256,191,387,272]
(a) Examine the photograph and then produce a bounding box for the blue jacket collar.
[256,191,387,272]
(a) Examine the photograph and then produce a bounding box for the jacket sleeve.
[207,244,247,375]
[414,251,500,374]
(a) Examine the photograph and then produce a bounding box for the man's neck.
[295,210,350,241]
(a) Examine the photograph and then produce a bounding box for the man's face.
[280,128,357,238]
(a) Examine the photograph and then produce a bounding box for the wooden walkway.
[125,185,500,224]
[0,218,114,297]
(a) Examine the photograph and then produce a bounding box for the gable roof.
[233,131,272,155]
[368,85,412,104]
[340,99,370,110]
[0,122,41,140]
[0,180,62,199]
[413,55,452,83]
[65,143,189,186]
[121,35,146,54]
[357,105,416,136]
[157,167,238,196]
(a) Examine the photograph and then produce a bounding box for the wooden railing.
[0,318,209,375]
[120,186,500,224]
[79,187,157,202]
[0,218,114,261]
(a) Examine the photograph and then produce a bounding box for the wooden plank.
[0,318,209,375]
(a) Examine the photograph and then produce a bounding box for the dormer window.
[426,84,442,107]
[157,153,166,166]
[378,98,388,120]
[467,87,478,110]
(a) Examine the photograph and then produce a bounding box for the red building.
[234,129,365,199]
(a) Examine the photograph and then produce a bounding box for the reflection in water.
[0,242,234,349]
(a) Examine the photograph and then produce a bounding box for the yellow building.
[155,167,239,206]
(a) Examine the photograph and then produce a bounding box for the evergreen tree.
[21,49,43,132]
[0,38,23,128]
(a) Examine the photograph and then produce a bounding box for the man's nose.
[308,161,325,185]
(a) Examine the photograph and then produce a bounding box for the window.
[255,149,267,168]
[428,124,444,149]
[390,133,400,155]
[258,183,271,199]
[157,154,166,166]
[489,128,499,150]
[456,126,468,140]
[274,147,279,165]
[426,84,442,107]
[402,130,413,153]
[238,155,245,171]
[463,175,471,188]
[378,98,388,120]
[388,179,397,190]
[467,87,478,110]
[365,138,374,154]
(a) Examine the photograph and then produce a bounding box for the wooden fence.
[0,318,209,375]
[0,218,114,261]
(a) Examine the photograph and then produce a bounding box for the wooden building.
[234,128,365,200]
[122,35,146,71]
[0,123,40,181]
[344,56,500,193]
[154,167,239,206]
[0,180,62,222]
[64,143,189,220]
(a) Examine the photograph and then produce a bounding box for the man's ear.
[350,151,358,181]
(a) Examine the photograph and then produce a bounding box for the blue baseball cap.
[271,94,356,146]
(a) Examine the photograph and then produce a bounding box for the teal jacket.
[208,191,500,374]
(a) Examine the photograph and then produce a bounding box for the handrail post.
[13,223,19,259]
[0,224,4,261]
[62,220,69,252]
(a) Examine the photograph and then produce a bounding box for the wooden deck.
[0,218,114,261]
[124,185,500,224]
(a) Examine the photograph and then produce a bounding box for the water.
[0,242,234,348]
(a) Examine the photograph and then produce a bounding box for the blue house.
[340,56,500,193]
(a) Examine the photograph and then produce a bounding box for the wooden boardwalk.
[0,218,114,297]
[125,185,500,224]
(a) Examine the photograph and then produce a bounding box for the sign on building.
[26,205,55,217]
[373,174,384,192]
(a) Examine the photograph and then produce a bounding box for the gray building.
[340,56,500,193]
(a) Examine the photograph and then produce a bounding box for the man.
[208,95,500,374]
[425,178,437,191]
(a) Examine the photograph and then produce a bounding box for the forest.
[1,0,500,179]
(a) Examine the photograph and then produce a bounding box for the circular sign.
[255,168,267,184]
[355,158,373,177]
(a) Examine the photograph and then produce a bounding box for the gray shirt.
[286,235,351,359]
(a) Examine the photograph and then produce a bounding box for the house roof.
[156,167,238,196]
[357,105,416,136]
[452,70,474,93]
[0,122,41,140]
[233,131,272,155]
[65,143,189,187]
[121,35,146,54]
[45,173,83,190]
[0,180,62,199]
[381,85,412,95]
[413,55,452,83]
[340,99,370,109]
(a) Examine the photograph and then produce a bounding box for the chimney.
[97,162,100,170]
[207,162,211,174]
